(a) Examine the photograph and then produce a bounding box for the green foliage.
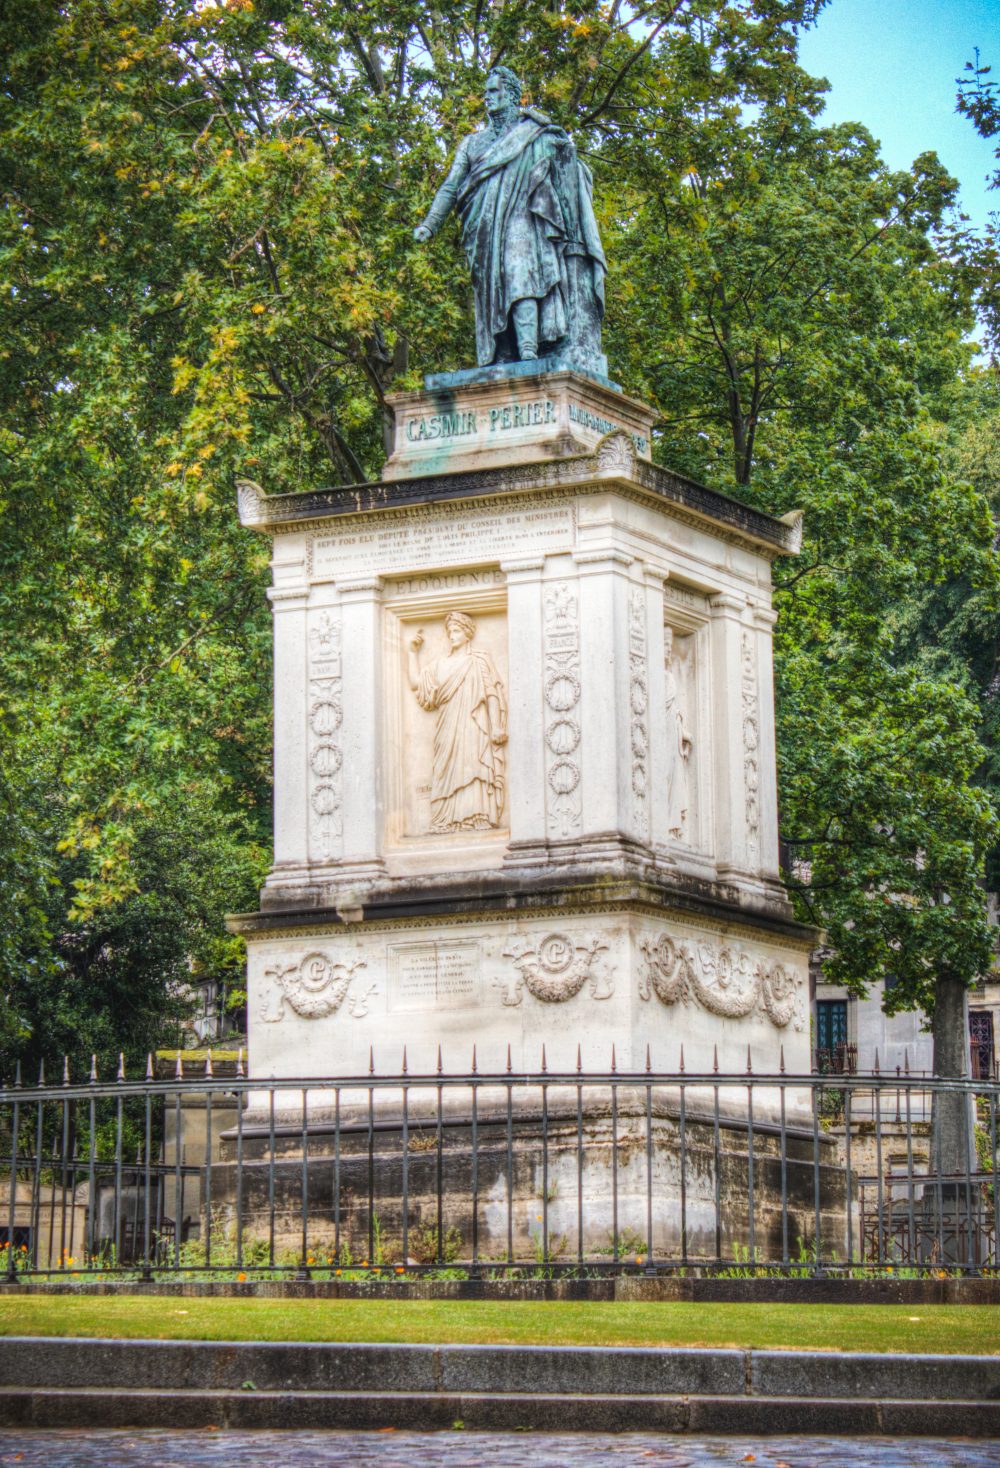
[0,0,996,1077]
[956,49,1000,359]
[607,41,1000,1021]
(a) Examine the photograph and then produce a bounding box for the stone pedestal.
[230,371,814,1087]
[212,1101,846,1266]
[382,368,654,481]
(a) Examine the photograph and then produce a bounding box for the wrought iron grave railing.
[0,1056,996,1280]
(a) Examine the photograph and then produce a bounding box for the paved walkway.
[0,1431,997,1466]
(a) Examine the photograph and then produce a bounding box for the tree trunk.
[930,970,976,1178]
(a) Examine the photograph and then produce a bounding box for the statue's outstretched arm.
[414,137,472,240]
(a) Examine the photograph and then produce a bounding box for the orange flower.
[237,1271,247,1281]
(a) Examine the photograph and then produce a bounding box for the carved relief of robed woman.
[407,611,508,834]
[664,625,694,839]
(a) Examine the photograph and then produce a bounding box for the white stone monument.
[229,371,814,1089]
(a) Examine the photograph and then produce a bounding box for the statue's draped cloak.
[452,115,606,366]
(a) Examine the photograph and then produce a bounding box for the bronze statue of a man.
[414,67,607,374]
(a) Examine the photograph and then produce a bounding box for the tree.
[957,50,1000,359]
[0,0,834,1076]
[0,0,996,1088]
[609,62,999,1079]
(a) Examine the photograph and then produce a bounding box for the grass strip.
[0,1297,997,1355]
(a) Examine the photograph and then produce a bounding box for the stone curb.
[0,1386,999,1436]
[0,1340,746,1397]
[1,1338,999,1436]
[4,1277,1000,1303]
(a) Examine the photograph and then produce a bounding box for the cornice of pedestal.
[226,858,818,950]
[235,443,802,561]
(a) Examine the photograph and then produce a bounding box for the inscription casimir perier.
[407,610,508,834]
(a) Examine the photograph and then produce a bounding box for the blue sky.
[798,0,997,228]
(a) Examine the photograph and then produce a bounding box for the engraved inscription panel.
[388,941,482,1012]
[312,501,574,581]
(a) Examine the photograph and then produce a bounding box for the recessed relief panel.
[664,624,696,844]
[384,587,509,855]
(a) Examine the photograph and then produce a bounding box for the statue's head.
[445,610,476,646]
[484,66,522,115]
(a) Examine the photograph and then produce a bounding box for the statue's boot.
[512,299,539,360]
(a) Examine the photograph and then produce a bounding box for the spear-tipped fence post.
[5,1068,20,1279]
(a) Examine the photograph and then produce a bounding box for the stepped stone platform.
[1,1339,998,1434]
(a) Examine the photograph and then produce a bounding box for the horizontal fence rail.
[0,1056,996,1281]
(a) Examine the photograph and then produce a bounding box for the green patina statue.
[414,67,608,376]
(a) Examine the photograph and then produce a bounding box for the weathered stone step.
[1,1386,999,1435]
[2,1338,999,1405]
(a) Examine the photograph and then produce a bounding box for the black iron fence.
[1,1057,996,1280]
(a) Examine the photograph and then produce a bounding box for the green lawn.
[1,1297,997,1355]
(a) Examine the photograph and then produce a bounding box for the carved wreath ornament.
[259,953,374,1022]
[497,933,612,1006]
[638,934,801,1029]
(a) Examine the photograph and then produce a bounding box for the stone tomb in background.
[227,369,824,1258]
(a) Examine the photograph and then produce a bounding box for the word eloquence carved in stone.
[497,932,613,1006]
[638,933,802,1029]
[258,954,376,1022]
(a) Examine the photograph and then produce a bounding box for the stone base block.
[246,902,811,1087]
[382,369,654,479]
[209,1109,847,1266]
